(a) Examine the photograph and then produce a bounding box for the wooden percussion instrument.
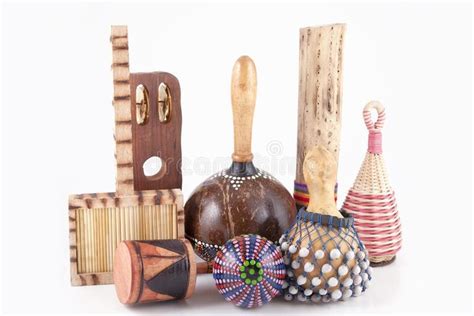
[113,239,211,304]
[68,26,184,286]
[280,146,372,303]
[185,56,296,261]
[294,24,345,208]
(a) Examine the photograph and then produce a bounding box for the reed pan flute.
[68,25,184,286]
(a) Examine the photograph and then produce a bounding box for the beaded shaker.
[280,146,372,303]
[212,234,286,308]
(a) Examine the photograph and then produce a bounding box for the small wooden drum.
[113,239,198,304]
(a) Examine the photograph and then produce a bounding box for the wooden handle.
[231,56,257,162]
[303,146,342,217]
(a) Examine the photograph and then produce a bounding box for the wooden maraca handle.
[303,146,342,218]
[231,56,257,162]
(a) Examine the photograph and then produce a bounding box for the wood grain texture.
[296,24,345,184]
[69,189,184,286]
[69,26,185,286]
[71,272,114,287]
[113,239,197,304]
[111,25,134,194]
[69,189,183,209]
[231,56,257,163]
[185,56,296,262]
[130,72,182,191]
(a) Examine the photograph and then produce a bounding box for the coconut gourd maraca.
[280,146,373,303]
[185,56,297,261]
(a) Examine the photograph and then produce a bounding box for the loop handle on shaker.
[363,101,385,130]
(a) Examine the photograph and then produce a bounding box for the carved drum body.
[113,239,196,304]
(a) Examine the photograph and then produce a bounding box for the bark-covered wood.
[296,24,345,184]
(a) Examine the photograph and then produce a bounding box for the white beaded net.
[279,209,373,303]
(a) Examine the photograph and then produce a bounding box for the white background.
[1,1,472,315]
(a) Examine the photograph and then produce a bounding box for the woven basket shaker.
[341,101,402,266]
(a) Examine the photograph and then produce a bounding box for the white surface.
[1,1,473,315]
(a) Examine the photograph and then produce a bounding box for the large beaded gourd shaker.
[280,146,373,303]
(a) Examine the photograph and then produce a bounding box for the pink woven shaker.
[341,101,402,266]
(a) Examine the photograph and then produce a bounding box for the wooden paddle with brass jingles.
[185,56,297,261]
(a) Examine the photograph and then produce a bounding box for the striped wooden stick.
[111,25,134,194]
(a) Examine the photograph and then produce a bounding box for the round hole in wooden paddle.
[142,156,166,179]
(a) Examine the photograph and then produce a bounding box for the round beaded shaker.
[280,146,373,303]
[212,234,286,308]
